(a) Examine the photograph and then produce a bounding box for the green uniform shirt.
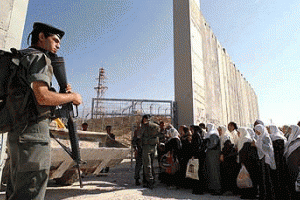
[141,122,160,146]
[6,48,55,200]
[20,48,53,118]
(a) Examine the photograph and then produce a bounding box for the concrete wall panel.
[0,0,29,51]
[174,0,259,127]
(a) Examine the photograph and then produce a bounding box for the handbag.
[185,157,199,180]
[160,151,180,175]
[237,164,253,189]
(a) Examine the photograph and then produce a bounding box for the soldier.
[140,115,160,189]
[132,123,143,186]
[6,22,82,200]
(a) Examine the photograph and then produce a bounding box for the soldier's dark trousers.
[6,119,51,200]
[134,148,143,180]
[142,145,155,186]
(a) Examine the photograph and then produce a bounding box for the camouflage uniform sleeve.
[21,53,53,88]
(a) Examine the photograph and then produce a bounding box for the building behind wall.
[0,0,29,50]
[174,0,259,127]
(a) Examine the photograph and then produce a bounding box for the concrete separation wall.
[174,0,259,127]
[0,0,29,51]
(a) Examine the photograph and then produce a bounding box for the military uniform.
[141,122,160,188]
[5,22,65,200]
[132,128,143,183]
[5,49,54,200]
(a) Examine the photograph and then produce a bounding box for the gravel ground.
[0,159,241,200]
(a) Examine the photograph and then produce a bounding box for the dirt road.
[0,160,241,200]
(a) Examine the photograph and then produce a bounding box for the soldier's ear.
[38,32,46,42]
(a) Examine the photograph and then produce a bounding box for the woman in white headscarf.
[254,124,276,200]
[284,125,300,159]
[218,125,238,194]
[228,122,239,148]
[218,126,232,150]
[161,127,182,189]
[284,125,300,199]
[237,127,260,199]
[204,123,222,195]
[269,125,287,144]
[190,125,206,195]
[268,125,290,199]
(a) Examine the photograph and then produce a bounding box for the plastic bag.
[237,164,253,189]
[185,158,199,180]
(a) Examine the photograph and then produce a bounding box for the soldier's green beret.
[33,22,65,39]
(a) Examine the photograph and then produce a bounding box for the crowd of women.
[155,120,300,199]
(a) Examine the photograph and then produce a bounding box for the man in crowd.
[132,123,143,185]
[81,122,88,131]
[141,115,160,189]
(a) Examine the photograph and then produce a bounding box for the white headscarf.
[228,129,239,147]
[255,119,264,126]
[247,128,257,142]
[219,125,232,150]
[205,123,219,139]
[284,125,300,159]
[254,124,276,170]
[166,128,180,142]
[269,125,287,144]
[237,127,253,152]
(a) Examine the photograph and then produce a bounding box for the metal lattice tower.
[94,68,108,118]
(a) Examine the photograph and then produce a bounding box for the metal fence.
[91,98,174,119]
[88,98,176,147]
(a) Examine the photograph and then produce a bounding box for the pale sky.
[22,0,300,126]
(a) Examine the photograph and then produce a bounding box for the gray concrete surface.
[0,159,241,200]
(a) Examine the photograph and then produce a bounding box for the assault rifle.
[50,56,83,188]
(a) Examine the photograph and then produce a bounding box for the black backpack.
[0,48,40,132]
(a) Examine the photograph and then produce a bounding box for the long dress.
[220,129,239,194]
[178,136,193,188]
[254,124,276,200]
[190,130,206,194]
[239,142,260,199]
[258,157,275,200]
[284,125,300,199]
[286,146,300,199]
[272,139,291,199]
[221,140,239,193]
[205,134,222,194]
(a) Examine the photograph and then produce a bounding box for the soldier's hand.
[220,154,224,162]
[66,84,72,93]
[72,93,82,105]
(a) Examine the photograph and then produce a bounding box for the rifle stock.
[51,56,83,188]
